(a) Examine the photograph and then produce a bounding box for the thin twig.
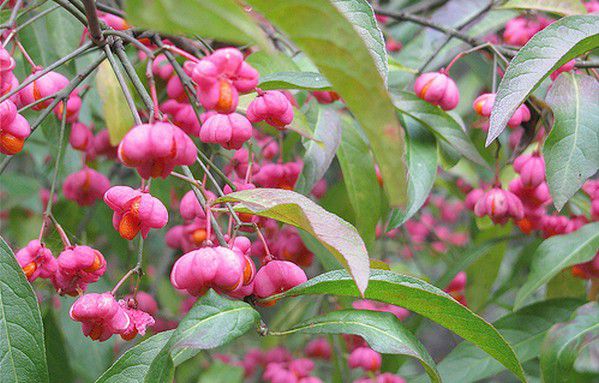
[112,38,154,117]
[81,0,104,44]
[102,42,142,124]
[181,165,228,246]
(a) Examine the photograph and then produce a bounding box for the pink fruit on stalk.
[312,91,340,104]
[225,148,260,178]
[253,161,303,190]
[414,71,460,111]
[69,122,94,151]
[118,122,196,179]
[473,93,531,128]
[15,240,57,282]
[63,167,110,206]
[503,16,543,46]
[170,246,245,296]
[97,12,129,30]
[53,245,106,296]
[513,152,545,189]
[179,189,217,221]
[289,358,315,378]
[19,71,69,110]
[473,187,524,225]
[550,60,576,80]
[585,0,599,13]
[166,75,187,102]
[0,100,30,155]
[348,347,382,372]
[252,260,307,304]
[118,299,155,340]
[305,338,332,360]
[69,292,130,341]
[246,90,294,129]
[508,179,551,208]
[199,112,253,150]
[93,129,117,158]
[572,252,599,279]
[152,54,173,80]
[125,291,159,315]
[54,89,81,122]
[173,103,201,136]
[190,47,258,113]
[104,186,168,240]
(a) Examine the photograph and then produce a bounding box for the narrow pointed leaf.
[95,330,173,383]
[145,291,260,383]
[487,15,599,145]
[272,309,440,383]
[501,0,587,16]
[544,73,599,210]
[515,222,599,310]
[337,117,381,247]
[245,0,408,207]
[0,236,49,383]
[262,269,526,381]
[259,72,332,90]
[417,299,583,383]
[43,311,74,383]
[392,92,488,167]
[388,117,437,229]
[217,188,371,295]
[125,0,269,49]
[540,302,599,383]
[332,0,388,83]
[297,108,342,193]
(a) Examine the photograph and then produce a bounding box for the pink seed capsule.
[348,347,382,372]
[118,122,196,179]
[252,260,307,303]
[104,186,168,240]
[69,292,130,342]
[15,240,56,282]
[19,71,69,110]
[513,153,545,189]
[63,167,110,206]
[199,112,253,150]
[118,299,155,341]
[414,71,460,111]
[69,122,94,152]
[246,90,294,129]
[473,93,530,128]
[473,187,524,225]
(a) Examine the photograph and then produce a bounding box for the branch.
[81,0,104,44]
[102,42,142,124]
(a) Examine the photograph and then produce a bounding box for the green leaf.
[332,0,388,83]
[43,310,74,383]
[418,299,583,383]
[515,222,599,310]
[245,0,408,207]
[391,92,488,167]
[465,225,512,311]
[544,73,599,210]
[540,302,599,383]
[145,291,260,383]
[96,60,135,145]
[388,117,437,229]
[264,269,526,381]
[95,331,173,383]
[217,188,371,295]
[259,71,332,90]
[337,117,381,247]
[0,237,49,383]
[297,108,342,193]
[271,309,440,383]
[198,361,244,383]
[125,0,270,49]
[501,0,587,16]
[487,14,599,145]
